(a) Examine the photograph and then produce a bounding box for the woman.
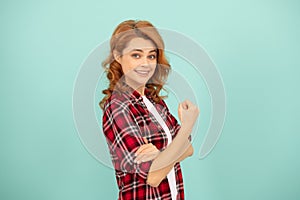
[99,20,199,200]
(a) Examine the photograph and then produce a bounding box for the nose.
[140,55,148,66]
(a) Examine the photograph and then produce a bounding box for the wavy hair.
[99,20,171,110]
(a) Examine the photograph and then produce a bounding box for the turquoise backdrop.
[1,0,299,199]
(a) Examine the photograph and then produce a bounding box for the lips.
[134,69,150,76]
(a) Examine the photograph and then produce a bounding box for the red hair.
[99,19,171,110]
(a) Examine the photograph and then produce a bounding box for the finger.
[136,143,155,155]
[178,104,182,121]
[137,146,157,155]
[143,137,148,144]
[140,152,159,162]
[135,148,158,160]
[135,153,149,163]
[136,144,156,155]
[186,99,196,108]
[135,144,149,154]
[135,148,157,159]
[135,153,150,163]
[135,152,158,163]
[140,155,156,163]
[181,101,188,109]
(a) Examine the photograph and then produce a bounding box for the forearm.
[146,140,193,187]
[146,126,193,186]
[175,142,194,163]
[146,162,174,187]
[150,125,192,172]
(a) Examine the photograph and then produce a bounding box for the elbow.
[146,174,162,187]
[188,145,194,157]
[147,180,160,188]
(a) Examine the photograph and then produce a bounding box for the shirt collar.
[131,87,152,103]
[122,83,152,103]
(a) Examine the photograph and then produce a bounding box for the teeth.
[135,70,149,74]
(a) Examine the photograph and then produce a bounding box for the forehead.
[123,37,156,54]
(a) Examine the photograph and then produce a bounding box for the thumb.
[178,104,182,122]
[181,101,188,110]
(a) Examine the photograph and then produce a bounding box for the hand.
[134,138,160,164]
[178,99,200,130]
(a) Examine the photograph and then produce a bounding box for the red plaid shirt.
[102,85,186,200]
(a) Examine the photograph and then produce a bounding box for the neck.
[136,85,145,96]
[124,79,146,96]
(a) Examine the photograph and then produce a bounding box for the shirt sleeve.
[102,100,153,180]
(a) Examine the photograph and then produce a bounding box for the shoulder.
[103,92,133,114]
[158,98,167,107]
[156,97,170,114]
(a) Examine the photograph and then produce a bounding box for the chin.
[125,76,148,88]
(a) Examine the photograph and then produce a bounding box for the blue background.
[1,0,299,199]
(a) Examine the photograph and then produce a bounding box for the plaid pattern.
[102,85,186,200]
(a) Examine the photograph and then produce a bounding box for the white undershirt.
[142,95,177,200]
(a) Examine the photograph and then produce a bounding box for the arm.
[102,101,154,179]
[146,126,194,187]
[136,139,193,164]
[146,99,199,187]
[176,141,194,162]
[103,98,198,186]
[146,140,193,187]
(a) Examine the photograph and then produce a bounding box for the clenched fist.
[178,99,200,131]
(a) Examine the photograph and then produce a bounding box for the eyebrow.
[130,49,157,53]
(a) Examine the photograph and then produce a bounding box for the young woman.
[99,20,199,200]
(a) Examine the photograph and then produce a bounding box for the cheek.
[150,62,157,71]
[121,58,137,74]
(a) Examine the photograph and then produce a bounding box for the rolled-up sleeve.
[102,100,153,180]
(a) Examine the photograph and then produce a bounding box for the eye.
[148,54,156,60]
[131,53,141,58]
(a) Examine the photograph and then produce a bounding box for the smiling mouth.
[134,69,150,76]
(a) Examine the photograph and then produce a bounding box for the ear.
[113,50,121,63]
